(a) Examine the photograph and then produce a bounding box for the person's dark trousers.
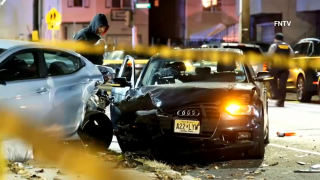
[270,68,289,106]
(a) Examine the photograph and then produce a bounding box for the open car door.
[110,55,136,129]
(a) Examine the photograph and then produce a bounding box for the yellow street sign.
[47,23,60,30]
[45,8,62,29]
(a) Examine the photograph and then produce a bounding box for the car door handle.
[36,87,48,93]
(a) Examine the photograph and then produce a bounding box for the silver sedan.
[0,40,113,148]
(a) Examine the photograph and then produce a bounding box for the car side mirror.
[111,77,129,87]
[254,71,273,82]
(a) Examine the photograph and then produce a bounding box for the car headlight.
[225,104,253,115]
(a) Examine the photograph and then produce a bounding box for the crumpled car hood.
[128,82,256,111]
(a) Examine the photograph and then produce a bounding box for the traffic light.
[124,11,132,27]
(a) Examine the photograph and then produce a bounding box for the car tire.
[247,136,265,159]
[297,76,312,102]
[246,114,265,159]
[79,112,114,154]
[264,118,270,144]
[116,135,135,153]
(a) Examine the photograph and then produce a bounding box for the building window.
[203,0,222,12]
[68,0,90,8]
[74,0,83,7]
[111,0,131,8]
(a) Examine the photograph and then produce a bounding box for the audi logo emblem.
[176,109,200,116]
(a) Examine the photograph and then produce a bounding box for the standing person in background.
[73,13,109,65]
[267,33,294,107]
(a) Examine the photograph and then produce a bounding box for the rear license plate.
[174,119,200,134]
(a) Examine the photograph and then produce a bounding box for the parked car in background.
[201,42,265,72]
[247,41,271,53]
[289,38,320,102]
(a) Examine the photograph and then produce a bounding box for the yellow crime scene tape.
[0,106,136,180]
[31,40,320,70]
[0,39,319,178]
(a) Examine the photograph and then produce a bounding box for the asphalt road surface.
[107,93,320,180]
[8,93,318,180]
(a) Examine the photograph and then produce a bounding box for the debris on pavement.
[206,174,215,179]
[35,169,44,173]
[116,159,144,168]
[155,169,182,180]
[295,154,309,158]
[269,162,279,166]
[297,162,306,165]
[294,170,320,173]
[57,170,66,175]
[276,132,296,137]
[311,164,320,170]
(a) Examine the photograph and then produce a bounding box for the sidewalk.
[5,161,156,180]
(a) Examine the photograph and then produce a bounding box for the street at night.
[2,0,320,179]
[106,95,320,180]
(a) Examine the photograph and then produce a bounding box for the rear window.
[105,51,124,60]
[0,48,6,55]
[256,44,270,52]
[223,46,262,54]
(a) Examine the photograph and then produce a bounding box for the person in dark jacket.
[73,14,109,65]
[267,33,294,107]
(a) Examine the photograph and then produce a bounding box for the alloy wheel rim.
[297,79,304,99]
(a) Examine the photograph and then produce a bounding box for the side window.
[307,43,313,56]
[43,51,84,76]
[293,43,310,56]
[0,52,38,80]
[311,41,320,56]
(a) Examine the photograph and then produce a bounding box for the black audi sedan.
[109,48,271,159]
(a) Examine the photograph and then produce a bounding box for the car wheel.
[297,76,312,102]
[264,118,270,144]
[79,113,114,154]
[116,135,135,153]
[247,136,265,159]
[246,116,265,159]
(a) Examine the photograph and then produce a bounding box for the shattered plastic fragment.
[295,154,308,158]
[297,162,306,165]
[310,164,320,169]
[269,162,279,166]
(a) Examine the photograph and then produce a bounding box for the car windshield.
[142,53,248,86]
[223,46,262,54]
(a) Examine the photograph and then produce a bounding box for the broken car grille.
[158,104,221,138]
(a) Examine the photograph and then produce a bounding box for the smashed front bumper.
[156,111,261,154]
